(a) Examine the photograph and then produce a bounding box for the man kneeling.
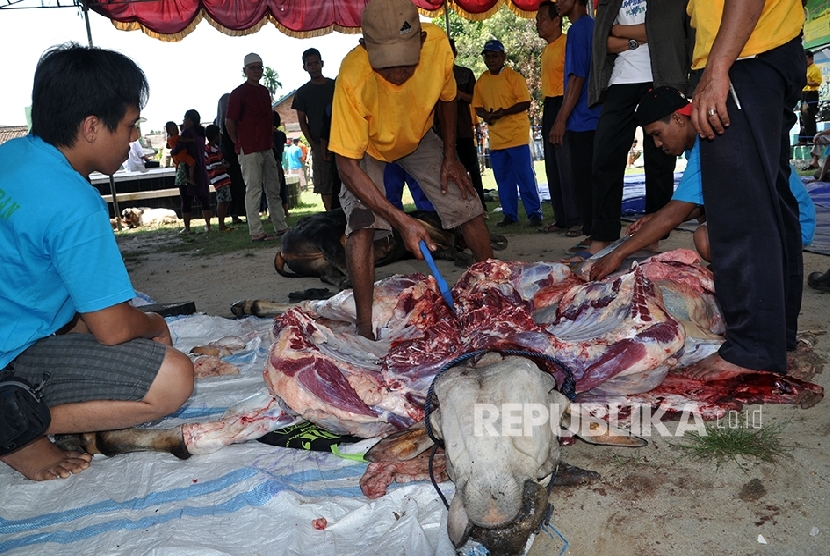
[0,44,194,480]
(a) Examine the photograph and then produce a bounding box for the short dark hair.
[538,1,560,21]
[273,111,282,127]
[30,43,149,148]
[302,48,322,64]
[806,49,814,59]
[205,124,221,140]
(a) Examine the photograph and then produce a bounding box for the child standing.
[205,125,233,232]
[165,121,195,187]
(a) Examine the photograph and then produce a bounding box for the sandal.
[538,224,565,234]
[565,226,583,237]
[566,240,591,254]
[251,233,277,242]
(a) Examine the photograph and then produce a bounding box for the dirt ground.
[119,224,830,556]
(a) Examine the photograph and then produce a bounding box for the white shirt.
[126,141,147,172]
[609,0,653,85]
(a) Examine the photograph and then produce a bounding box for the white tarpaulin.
[0,313,469,555]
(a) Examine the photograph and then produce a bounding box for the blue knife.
[419,240,456,314]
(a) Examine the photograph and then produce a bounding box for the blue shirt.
[286,144,304,170]
[673,137,815,245]
[564,16,602,132]
[0,136,136,367]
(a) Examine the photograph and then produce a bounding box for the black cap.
[635,86,692,126]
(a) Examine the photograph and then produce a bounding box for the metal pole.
[109,175,123,231]
[443,0,451,39]
[82,0,94,47]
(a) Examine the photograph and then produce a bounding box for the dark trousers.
[542,96,578,228]
[567,129,594,236]
[699,37,805,373]
[590,83,676,241]
[799,90,819,143]
[456,137,486,209]
[221,132,247,219]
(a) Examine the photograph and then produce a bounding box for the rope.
[422,349,577,508]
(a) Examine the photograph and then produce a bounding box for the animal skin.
[272,208,506,288]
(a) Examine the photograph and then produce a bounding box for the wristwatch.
[628,39,639,50]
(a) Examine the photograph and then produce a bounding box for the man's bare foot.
[356,323,376,341]
[1,436,92,480]
[679,352,757,381]
[589,240,612,255]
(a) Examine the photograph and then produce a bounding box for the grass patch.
[671,417,792,471]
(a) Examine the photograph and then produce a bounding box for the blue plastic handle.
[419,240,456,314]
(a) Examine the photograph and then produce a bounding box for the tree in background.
[242,66,282,100]
[263,67,282,100]
[434,6,552,125]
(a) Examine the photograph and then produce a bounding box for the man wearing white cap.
[226,53,289,241]
[329,0,492,340]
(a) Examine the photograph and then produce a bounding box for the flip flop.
[566,240,591,254]
[251,234,277,242]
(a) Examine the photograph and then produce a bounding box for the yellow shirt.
[472,67,532,150]
[541,34,567,98]
[328,23,456,162]
[687,0,803,70]
[805,63,822,92]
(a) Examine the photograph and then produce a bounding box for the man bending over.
[328,0,492,340]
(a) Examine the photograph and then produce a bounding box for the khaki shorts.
[310,142,335,195]
[339,130,483,238]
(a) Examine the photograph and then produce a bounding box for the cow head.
[429,353,568,553]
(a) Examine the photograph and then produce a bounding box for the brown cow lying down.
[273,208,507,288]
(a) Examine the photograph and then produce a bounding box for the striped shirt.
[205,143,230,188]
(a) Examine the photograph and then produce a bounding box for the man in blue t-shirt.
[549,0,602,242]
[590,86,815,281]
[0,45,194,480]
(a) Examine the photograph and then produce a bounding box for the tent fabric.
[90,0,543,41]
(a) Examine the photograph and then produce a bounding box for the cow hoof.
[551,462,601,486]
[491,234,508,251]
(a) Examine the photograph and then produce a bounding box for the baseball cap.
[361,0,422,69]
[244,53,263,67]
[635,86,693,126]
[481,39,505,54]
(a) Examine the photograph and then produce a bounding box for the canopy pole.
[109,175,123,231]
[443,0,451,40]
[82,0,94,47]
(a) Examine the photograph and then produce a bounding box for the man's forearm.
[296,111,313,144]
[336,154,407,227]
[82,303,169,346]
[438,100,458,156]
[706,0,765,76]
[626,201,697,254]
[555,75,584,125]
[225,119,238,144]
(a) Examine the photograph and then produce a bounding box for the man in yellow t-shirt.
[536,0,578,235]
[800,50,822,144]
[682,0,805,381]
[328,0,492,340]
[472,39,543,229]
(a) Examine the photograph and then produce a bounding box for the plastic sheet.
[0,313,469,555]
